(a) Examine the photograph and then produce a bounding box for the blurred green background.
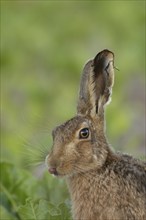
[0,0,146,216]
[0,0,145,207]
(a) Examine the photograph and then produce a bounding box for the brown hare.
[46,49,146,220]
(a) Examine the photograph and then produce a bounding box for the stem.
[30,201,37,220]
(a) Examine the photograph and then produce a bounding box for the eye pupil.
[79,128,89,139]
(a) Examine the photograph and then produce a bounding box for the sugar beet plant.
[0,161,72,220]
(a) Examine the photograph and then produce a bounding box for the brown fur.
[46,50,146,220]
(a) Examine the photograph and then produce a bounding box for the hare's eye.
[79,128,89,139]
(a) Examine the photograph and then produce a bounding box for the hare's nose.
[48,167,58,176]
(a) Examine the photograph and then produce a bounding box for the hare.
[46,49,146,220]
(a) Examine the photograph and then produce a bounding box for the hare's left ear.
[77,49,115,117]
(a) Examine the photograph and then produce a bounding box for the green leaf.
[0,162,72,220]
[58,202,72,220]
[0,182,18,215]
[0,192,11,212]
[47,202,61,216]
[0,161,39,205]
[18,198,61,220]
[0,205,17,220]
[18,198,40,220]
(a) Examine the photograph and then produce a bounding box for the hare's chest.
[71,184,98,220]
[67,174,119,220]
[67,176,105,219]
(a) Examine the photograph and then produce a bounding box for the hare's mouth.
[48,167,59,176]
[48,167,69,178]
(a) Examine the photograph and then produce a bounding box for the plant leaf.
[18,199,62,220]
[18,198,39,220]
[58,202,72,220]
[0,205,17,220]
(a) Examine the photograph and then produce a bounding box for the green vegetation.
[0,161,71,220]
[1,1,145,219]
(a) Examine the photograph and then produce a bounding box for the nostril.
[48,167,58,176]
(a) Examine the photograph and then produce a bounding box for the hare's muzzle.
[45,154,59,176]
[48,167,58,176]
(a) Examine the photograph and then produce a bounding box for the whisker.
[22,143,48,168]
[113,65,120,71]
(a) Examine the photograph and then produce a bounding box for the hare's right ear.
[77,49,115,117]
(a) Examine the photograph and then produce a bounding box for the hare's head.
[46,49,115,177]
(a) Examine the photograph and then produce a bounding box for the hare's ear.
[77,49,115,117]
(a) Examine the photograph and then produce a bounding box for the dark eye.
[79,128,89,139]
